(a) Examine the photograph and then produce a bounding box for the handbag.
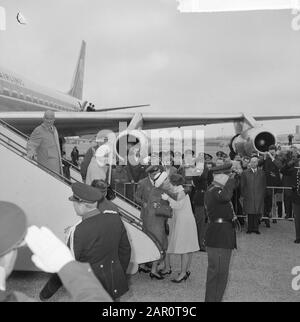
[153,202,173,218]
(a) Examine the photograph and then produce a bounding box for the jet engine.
[115,129,149,163]
[230,127,276,156]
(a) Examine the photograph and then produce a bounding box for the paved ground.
[6,220,300,302]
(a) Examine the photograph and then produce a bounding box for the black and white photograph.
[1,0,300,305]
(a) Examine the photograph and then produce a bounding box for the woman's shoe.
[171,273,189,283]
[138,266,151,274]
[186,271,191,277]
[159,268,172,276]
[149,272,164,280]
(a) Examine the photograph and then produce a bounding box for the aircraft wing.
[1,111,300,136]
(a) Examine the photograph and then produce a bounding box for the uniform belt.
[213,218,233,224]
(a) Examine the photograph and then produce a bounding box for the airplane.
[2,40,300,273]
[1,40,300,158]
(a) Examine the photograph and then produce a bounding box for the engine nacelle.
[231,127,276,156]
[115,129,149,163]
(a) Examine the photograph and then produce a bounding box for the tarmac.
[6,219,300,302]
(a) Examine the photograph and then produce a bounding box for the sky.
[1,0,300,137]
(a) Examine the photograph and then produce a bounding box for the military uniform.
[204,178,236,302]
[40,183,131,301]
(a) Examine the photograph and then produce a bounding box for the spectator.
[39,182,131,301]
[281,150,296,219]
[71,146,79,166]
[290,159,300,243]
[263,145,283,225]
[161,151,177,177]
[241,157,266,234]
[0,201,112,302]
[27,110,62,175]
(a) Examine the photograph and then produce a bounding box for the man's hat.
[0,202,27,257]
[204,153,213,160]
[216,150,227,157]
[91,180,108,193]
[146,165,163,174]
[153,171,168,188]
[69,182,103,203]
[211,162,233,175]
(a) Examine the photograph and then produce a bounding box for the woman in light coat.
[161,174,199,283]
[85,145,110,185]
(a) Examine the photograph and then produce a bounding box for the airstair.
[0,119,163,273]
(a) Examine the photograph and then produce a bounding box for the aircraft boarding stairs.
[0,119,163,273]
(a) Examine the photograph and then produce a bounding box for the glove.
[161,193,169,201]
[25,226,74,273]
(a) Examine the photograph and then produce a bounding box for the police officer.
[39,182,131,301]
[0,201,112,302]
[204,166,237,302]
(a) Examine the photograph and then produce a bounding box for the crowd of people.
[19,110,300,302]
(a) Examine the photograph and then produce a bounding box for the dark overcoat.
[240,169,266,215]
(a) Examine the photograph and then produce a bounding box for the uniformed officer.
[204,165,237,302]
[39,182,131,301]
[0,201,112,302]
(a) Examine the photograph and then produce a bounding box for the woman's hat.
[0,202,27,257]
[153,171,168,188]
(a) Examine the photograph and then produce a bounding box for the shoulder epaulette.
[103,210,118,215]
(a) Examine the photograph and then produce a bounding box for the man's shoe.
[246,231,252,234]
[265,221,271,228]
[39,288,53,301]
[294,239,300,244]
[254,231,261,235]
[272,219,277,224]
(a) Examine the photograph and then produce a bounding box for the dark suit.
[41,200,131,300]
[241,168,266,232]
[204,178,236,302]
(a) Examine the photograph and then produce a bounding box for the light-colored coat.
[167,187,199,254]
[27,123,62,174]
[241,168,266,215]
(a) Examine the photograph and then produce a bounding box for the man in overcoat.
[27,110,62,174]
[241,156,266,234]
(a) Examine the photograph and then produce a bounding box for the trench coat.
[27,123,62,174]
[240,168,266,215]
[135,176,154,221]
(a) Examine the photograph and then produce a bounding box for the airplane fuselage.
[0,66,82,113]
